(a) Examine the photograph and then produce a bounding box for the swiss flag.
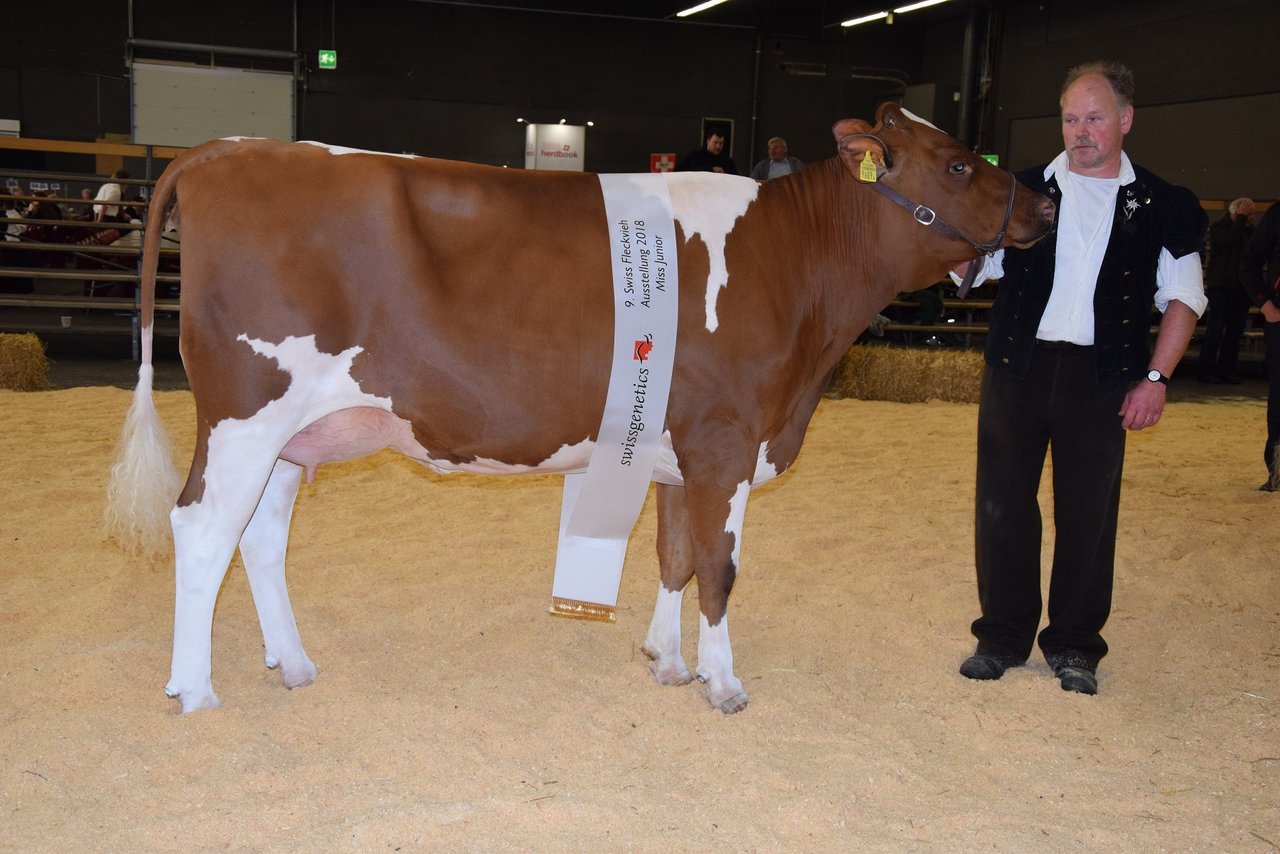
[650,153,676,173]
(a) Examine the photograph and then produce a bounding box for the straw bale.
[0,333,51,391]
[830,343,983,403]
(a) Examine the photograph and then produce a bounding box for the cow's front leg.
[643,483,695,686]
[238,459,317,690]
[688,477,753,714]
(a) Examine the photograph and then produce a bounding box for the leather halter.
[848,132,1018,297]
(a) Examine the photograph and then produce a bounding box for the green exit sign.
[981,153,999,166]
[318,49,337,70]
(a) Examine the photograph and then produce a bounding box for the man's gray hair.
[1060,60,1135,110]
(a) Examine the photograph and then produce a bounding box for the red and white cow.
[107,103,1053,713]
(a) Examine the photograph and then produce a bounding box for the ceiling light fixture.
[893,0,951,12]
[841,11,889,27]
[841,0,952,27]
[677,0,730,18]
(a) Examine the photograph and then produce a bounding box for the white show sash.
[550,173,679,621]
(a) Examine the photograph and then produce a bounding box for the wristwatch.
[1145,369,1169,385]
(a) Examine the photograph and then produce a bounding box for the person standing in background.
[1199,197,1255,383]
[1240,201,1280,491]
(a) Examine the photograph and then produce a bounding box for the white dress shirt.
[957,151,1206,342]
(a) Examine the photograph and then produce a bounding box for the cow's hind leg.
[166,444,284,713]
[643,483,696,686]
[238,459,317,690]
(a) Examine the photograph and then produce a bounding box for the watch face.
[1147,370,1163,383]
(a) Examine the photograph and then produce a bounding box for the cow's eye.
[949,161,968,175]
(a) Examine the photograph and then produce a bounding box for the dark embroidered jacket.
[985,161,1206,384]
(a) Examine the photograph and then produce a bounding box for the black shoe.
[959,653,1023,681]
[1220,374,1244,385]
[1197,371,1223,384]
[1260,482,1278,493]
[1054,665,1098,695]
[1045,651,1099,695]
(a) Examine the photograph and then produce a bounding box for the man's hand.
[1119,378,1167,431]
[1262,301,1280,323]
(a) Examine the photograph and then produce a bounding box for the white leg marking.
[697,612,747,713]
[238,459,317,689]
[752,441,780,486]
[642,584,693,685]
[724,479,751,571]
[690,479,753,713]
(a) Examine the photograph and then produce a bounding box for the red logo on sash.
[633,335,654,362]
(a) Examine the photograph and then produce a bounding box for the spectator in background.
[1199,197,1255,383]
[750,137,804,180]
[4,187,27,240]
[93,169,129,222]
[1240,202,1280,491]
[21,191,65,245]
[676,128,737,174]
[76,188,95,218]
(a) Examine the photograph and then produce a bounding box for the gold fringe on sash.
[548,597,617,623]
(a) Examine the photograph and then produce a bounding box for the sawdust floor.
[2,387,1277,852]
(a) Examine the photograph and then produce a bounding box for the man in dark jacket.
[675,128,737,175]
[1240,202,1280,489]
[1199,198,1256,383]
[955,61,1207,695]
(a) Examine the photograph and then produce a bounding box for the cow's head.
[832,103,1054,262]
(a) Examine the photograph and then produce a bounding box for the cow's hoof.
[165,684,221,713]
[648,658,694,686]
[714,692,750,715]
[641,643,693,686]
[281,658,318,690]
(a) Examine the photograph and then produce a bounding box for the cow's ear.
[876,101,903,128]
[832,118,873,147]
[833,120,889,178]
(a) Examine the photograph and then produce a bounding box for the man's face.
[1060,73,1132,178]
[706,134,725,155]
[767,140,786,161]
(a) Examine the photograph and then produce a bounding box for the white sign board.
[524,123,586,171]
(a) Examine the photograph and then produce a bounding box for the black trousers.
[1199,287,1250,378]
[1265,321,1280,473]
[971,343,1128,667]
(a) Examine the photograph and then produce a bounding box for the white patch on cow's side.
[298,140,417,160]
[236,334,392,429]
[241,334,594,477]
[899,107,940,131]
[664,173,759,333]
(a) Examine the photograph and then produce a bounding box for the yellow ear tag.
[858,150,878,183]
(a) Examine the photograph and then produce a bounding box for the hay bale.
[830,344,984,403]
[0,333,51,391]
